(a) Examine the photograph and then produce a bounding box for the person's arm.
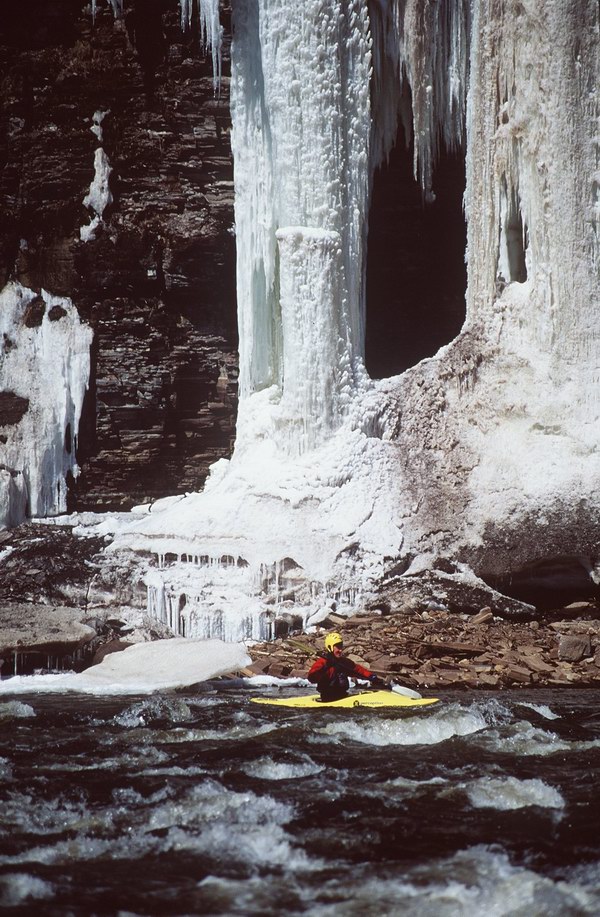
[307,657,327,683]
[351,661,374,679]
[330,655,385,685]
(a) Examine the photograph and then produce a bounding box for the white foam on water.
[112,697,193,728]
[243,675,311,688]
[0,873,54,908]
[472,722,600,757]
[241,755,324,781]
[377,775,448,799]
[516,702,560,720]
[196,875,289,915]
[0,779,311,873]
[111,785,172,808]
[302,845,600,916]
[0,701,36,721]
[118,719,282,746]
[2,793,90,836]
[138,764,208,778]
[312,705,489,747]
[145,781,311,870]
[464,776,565,811]
[38,744,169,773]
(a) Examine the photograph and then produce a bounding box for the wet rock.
[0,602,98,675]
[375,568,537,621]
[0,521,106,606]
[0,392,30,427]
[91,638,132,666]
[23,295,45,327]
[0,603,95,654]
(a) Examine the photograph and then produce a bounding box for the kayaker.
[308,632,384,702]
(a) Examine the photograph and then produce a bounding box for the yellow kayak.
[250,690,439,709]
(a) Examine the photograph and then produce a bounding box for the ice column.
[276,228,351,454]
[230,0,372,453]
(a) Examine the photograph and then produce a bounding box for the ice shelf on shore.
[102,0,599,643]
[0,639,251,695]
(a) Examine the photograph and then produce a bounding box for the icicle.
[91,0,123,23]
[179,0,223,94]
[370,0,470,199]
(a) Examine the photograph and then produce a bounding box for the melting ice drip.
[112,0,599,642]
[80,110,112,243]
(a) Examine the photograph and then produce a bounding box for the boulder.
[558,634,592,663]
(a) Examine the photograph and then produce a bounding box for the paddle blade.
[391,684,422,700]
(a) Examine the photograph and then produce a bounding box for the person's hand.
[369,674,384,686]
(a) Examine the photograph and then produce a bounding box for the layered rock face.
[0,0,238,515]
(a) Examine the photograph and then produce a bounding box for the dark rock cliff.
[0,0,238,511]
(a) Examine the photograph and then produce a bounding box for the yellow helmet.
[324,632,343,652]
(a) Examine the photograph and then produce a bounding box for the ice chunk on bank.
[0,639,251,696]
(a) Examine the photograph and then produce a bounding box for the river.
[1,685,599,915]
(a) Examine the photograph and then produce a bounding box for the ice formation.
[104,0,597,640]
[91,0,123,22]
[0,283,92,528]
[80,111,113,243]
[180,0,223,92]
[0,639,251,695]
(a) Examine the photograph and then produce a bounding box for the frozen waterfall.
[0,284,92,528]
[107,0,599,641]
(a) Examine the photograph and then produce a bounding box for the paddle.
[388,682,423,700]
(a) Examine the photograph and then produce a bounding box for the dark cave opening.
[365,130,467,379]
[483,557,600,611]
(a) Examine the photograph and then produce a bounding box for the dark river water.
[1,685,600,915]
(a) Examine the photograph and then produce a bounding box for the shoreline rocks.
[245,605,600,690]
[1,519,599,689]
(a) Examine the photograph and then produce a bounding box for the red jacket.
[308,654,373,696]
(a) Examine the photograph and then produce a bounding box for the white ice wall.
[464,0,599,372]
[0,283,92,528]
